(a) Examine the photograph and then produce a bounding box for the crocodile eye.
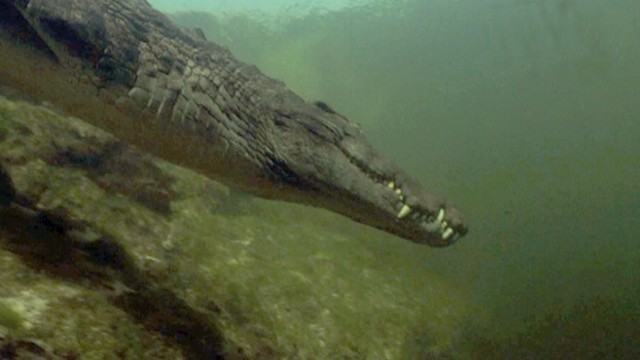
[313,101,337,114]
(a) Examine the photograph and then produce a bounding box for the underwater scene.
[0,0,638,358]
[162,0,640,357]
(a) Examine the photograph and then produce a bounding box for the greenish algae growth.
[0,94,469,359]
[0,247,184,359]
[0,299,24,332]
[0,109,9,141]
[164,186,469,358]
[0,97,186,358]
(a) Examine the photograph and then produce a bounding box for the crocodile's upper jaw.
[0,0,468,247]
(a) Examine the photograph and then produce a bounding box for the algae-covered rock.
[0,95,468,359]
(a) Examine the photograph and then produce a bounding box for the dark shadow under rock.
[45,140,177,216]
[0,163,15,206]
[0,204,234,360]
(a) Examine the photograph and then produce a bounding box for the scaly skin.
[0,0,467,246]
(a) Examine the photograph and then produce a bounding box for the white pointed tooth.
[422,220,440,232]
[437,209,445,222]
[394,188,402,196]
[442,228,454,240]
[397,204,411,218]
[441,220,448,230]
[387,181,395,189]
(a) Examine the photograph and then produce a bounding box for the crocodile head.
[248,100,468,247]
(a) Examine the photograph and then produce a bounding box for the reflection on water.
[157,0,639,358]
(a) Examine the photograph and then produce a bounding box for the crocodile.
[0,0,467,246]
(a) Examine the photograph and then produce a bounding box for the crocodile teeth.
[441,220,448,230]
[422,218,441,232]
[437,208,445,222]
[397,204,411,218]
[442,228,454,240]
[394,188,402,196]
[387,181,395,189]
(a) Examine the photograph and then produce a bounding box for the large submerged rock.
[0,95,467,359]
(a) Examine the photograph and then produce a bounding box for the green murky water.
[152,0,639,358]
